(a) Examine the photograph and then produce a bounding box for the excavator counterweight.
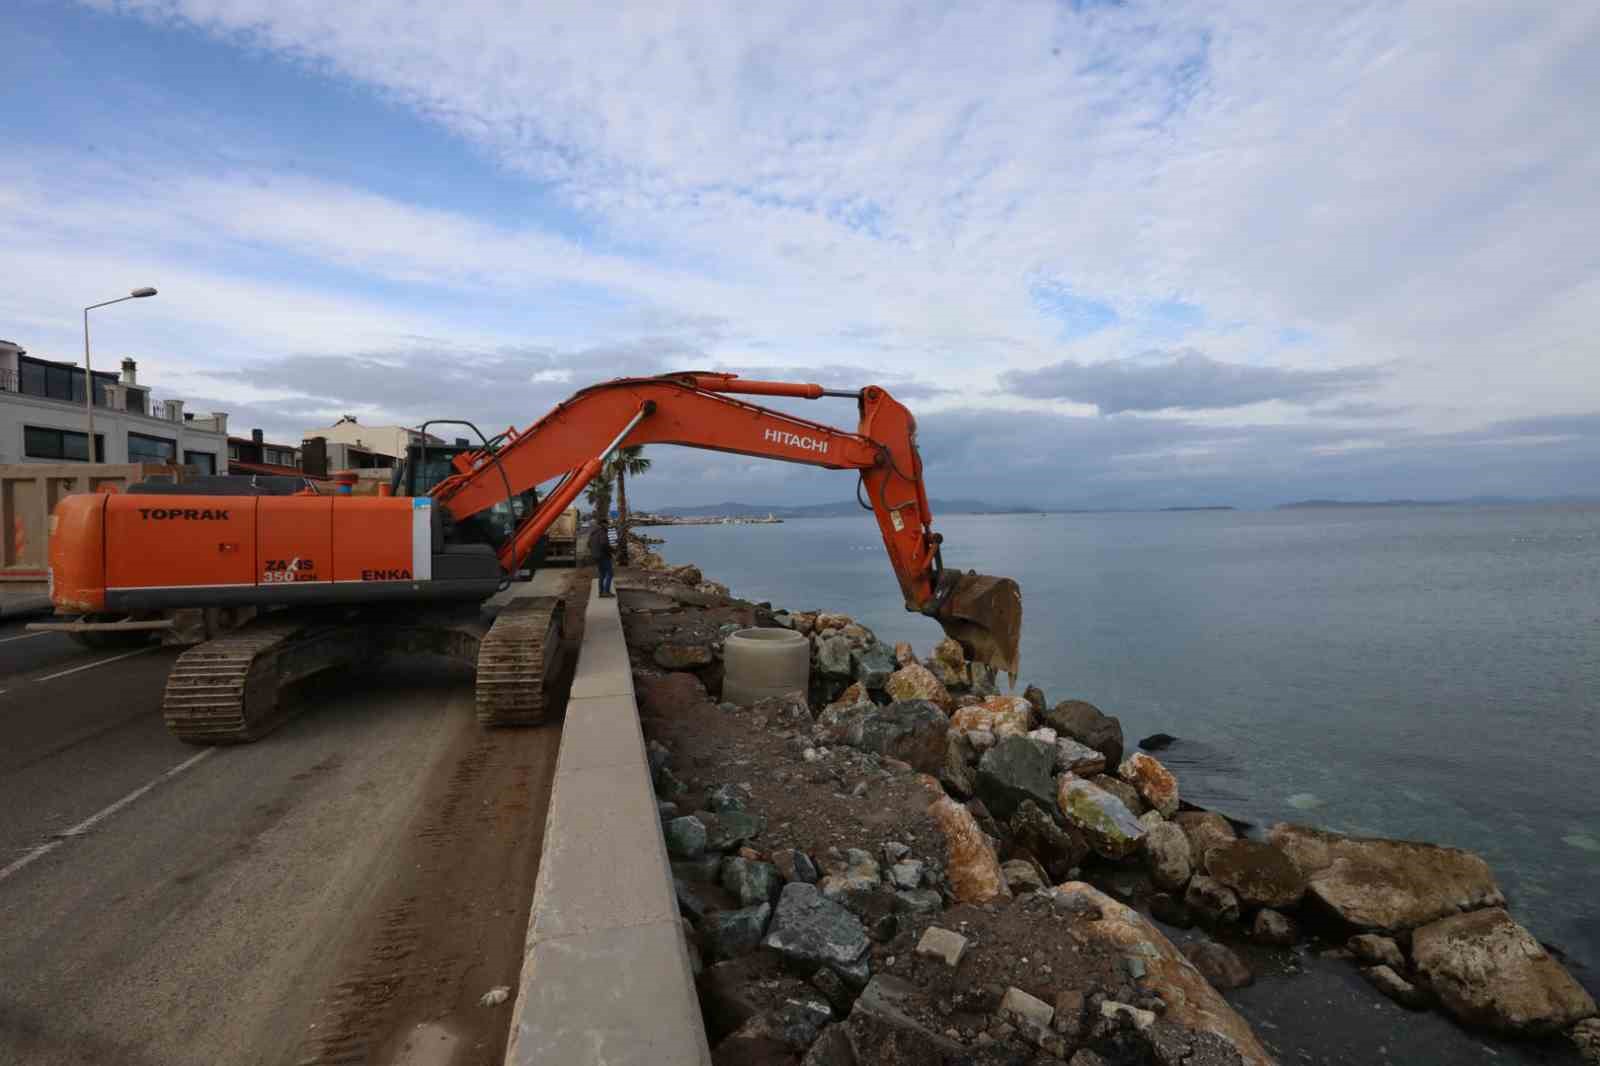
[43,373,1022,743]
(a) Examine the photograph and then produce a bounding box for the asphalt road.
[0,578,571,1066]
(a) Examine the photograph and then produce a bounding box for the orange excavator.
[44,373,1022,744]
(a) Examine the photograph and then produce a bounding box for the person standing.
[588,517,614,598]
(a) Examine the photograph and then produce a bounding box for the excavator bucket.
[936,571,1023,684]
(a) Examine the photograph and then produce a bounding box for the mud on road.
[297,578,589,1066]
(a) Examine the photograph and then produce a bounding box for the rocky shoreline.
[614,546,1597,1066]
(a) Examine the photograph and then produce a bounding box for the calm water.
[656,505,1600,982]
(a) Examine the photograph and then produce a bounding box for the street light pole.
[83,287,157,462]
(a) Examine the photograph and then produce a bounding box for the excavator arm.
[432,373,1023,679]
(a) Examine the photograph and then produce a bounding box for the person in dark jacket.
[588,517,614,597]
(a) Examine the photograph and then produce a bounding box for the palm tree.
[584,470,614,529]
[606,445,652,563]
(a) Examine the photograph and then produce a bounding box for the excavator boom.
[433,373,1022,677]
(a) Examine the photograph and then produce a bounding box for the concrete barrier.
[506,581,711,1066]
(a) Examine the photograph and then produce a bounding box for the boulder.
[851,644,897,690]
[1057,774,1145,859]
[1001,859,1046,894]
[892,641,916,666]
[887,860,923,890]
[1047,699,1124,768]
[1055,738,1107,776]
[1182,939,1253,989]
[976,734,1058,820]
[939,732,977,799]
[1203,840,1307,909]
[893,889,942,915]
[840,623,873,646]
[815,611,853,631]
[949,695,1035,739]
[915,926,968,967]
[675,878,713,923]
[1022,684,1047,715]
[841,700,948,774]
[1251,908,1298,946]
[815,694,873,743]
[673,855,724,883]
[703,810,765,852]
[1184,875,1241,926]
[723,858,783,907]
[772,848,820,885]
[1142,821,1194,893]
[1051,882,1277,1066]
[655,642,714,670]
[1268,823,1505,932]
[931,636,966,672]
[702,902,773,961]
[883,663,953,712]
[1148,892,1193,929]
[708,783,747,813]
[1091,774,1146,817]
[1412,907,1597,1034]
[926,790,1010,903]
[1174,811,1236,858]
[664,815,709,858]
[925,657,967,692]
[801,1024,855,1066]
[1009,799,1090,883]
[1362,964,1432,1010]
[816,635,855,679]
[792,612,817,636]
[845,974,965,1063]
[1348,933,1405,971]
[763,883,872,986]
[1118,752,1179,818]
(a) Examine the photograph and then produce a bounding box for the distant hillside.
[1277,497,1526,509]
[655,498,1032,518]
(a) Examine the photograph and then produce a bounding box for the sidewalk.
[0,583,52,620]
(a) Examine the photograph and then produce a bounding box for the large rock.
[702,902,773,960]
[949,695,1035,739]
[1047,699,1124,768]
[1055,738,1107,776]
[655,642,714,670]
[841,700,948,774]
[1268,823,1505,932]
[1057,774,1145,859]
[816,635,855,679]
[882,663,953,712]
[1412,907,1597,1034]
[845,974,965,1063]
[722,858,783,907]
[976,735,1057,820]
[1183,939,1254,989]
[1010,799,1090,883]
[815,692,873,743]
[703,810,766,852]
[892,641,916,666]
[1091,774,1146,817]
[1174,811,1236,858]
[1203,840,1307,909]
[1142,821,1194,892]
[939,732,977,799]
[664,815,709,858]
[851,644,897,691]
[1184,874,1241,926]
[1051,882,1276,1066]
[926,789,1010,903]
[1118,752,1179,818]
[763,883,872,985]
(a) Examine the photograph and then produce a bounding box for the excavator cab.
[392,443,544,569]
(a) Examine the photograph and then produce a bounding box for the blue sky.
[3,1,1597,507]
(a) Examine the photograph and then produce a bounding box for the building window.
[126,389,147,416]
[227,443,240,460]
[17,357,115,406]
[24,425,104,462]
[127,432,177,463]
[184,451,216,475]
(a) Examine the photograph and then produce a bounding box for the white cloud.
[4,1,1595,502]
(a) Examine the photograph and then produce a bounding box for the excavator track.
[162,617,366,744]
[475,595,565,726]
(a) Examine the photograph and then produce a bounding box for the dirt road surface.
[0,572,583,1066]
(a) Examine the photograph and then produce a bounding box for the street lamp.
[83,287,157,462]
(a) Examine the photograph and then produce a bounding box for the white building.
[302,416,439,464]
[0,340,228,473]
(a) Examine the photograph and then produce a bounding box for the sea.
[653,504,1600,985]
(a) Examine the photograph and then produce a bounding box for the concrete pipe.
[722,627,810,706]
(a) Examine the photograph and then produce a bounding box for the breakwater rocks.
[614,564,1597,1065]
